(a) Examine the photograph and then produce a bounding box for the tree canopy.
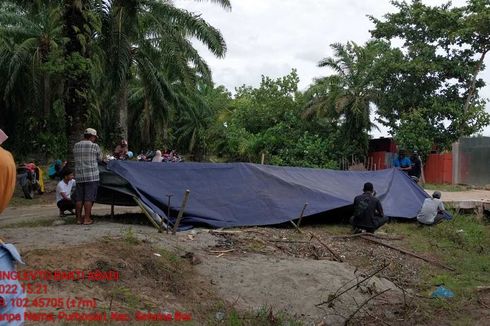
[0,0,489,167]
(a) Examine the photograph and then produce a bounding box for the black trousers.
[351,215,389,233]
[57,199,75,212]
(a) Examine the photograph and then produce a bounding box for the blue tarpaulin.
[106,161,429,228]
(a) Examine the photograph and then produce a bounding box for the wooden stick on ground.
[331,233,404,241]
[290,220,343,262]
[359,235,455,271]
[316,263,389,307]
[268,239,310,244]
[344,288,391,325]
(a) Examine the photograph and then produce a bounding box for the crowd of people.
[51,130,184,224]
[1,126,446,232]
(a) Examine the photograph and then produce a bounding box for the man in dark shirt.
[351,182,388,233]
[409,152,422,182]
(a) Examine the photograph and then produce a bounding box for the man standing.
[396,151,412,174]
[351,182,388,233]
[0,129,15,214]
[74,128,101,225]
[409,151,422,182]
[417,191,446,226]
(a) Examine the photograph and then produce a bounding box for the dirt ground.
[1,184,489,325]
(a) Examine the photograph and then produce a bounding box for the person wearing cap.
[0,129,16,214]
[73,128,101,225]
[56,168,76,217]
[417,191,446,225]
[351,182,388,233]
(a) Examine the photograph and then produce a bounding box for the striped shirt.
[74,140,101,183]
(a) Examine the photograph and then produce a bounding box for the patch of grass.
[109,286,141,310]
[382,215,490,323]
[122,227,141,245]
[424,183,469,192]
[2,218,57,228]
[209,302,302,326]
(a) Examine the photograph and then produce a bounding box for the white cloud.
[175,0,490,136]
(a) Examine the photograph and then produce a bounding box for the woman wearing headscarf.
[152,150,163,162]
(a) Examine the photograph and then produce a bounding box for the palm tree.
[99,0,231,140]
[62,0,100,162]
[304,41,386,157]
[0,1,66,156]
[0,1,63,119]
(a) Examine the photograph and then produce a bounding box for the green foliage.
[305,41,391,158]
[369,0,490,150]
[207,70,339,168]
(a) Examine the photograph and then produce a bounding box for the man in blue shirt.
[393,151,412,173]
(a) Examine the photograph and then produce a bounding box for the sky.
[174,0,490,137]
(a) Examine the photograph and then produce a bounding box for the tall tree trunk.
[463,50,487,114]
[117,78,128,140]
[43,73,50,119]
[63,0,93,166]
[163,119,169,152]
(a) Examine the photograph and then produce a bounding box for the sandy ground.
[4,188,489,324]
[1,204,403,325]
[429,189,490,202]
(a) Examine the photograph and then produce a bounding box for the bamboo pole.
[296,202,309,228]
[132,197,161,230]
[172,190,191,235]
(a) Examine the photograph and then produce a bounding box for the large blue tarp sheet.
[107,161,429,228]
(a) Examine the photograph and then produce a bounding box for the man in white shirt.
[56,168,76,217]
[417,191,445,225]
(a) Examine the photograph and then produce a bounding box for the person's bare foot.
[83,218,94,225]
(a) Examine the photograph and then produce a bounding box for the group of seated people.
[351,182,446,233]
[150,150,183,163]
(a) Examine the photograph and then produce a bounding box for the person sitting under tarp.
[56,168,76,217]
[351,182,389,233]
[417,191,446,226]
[48,159,66,180]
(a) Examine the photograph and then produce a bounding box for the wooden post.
[296,202,309,228]
[261,153,265,165]
[164,194,174,234]
[111,192,115,219]
[172,190,191,235]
